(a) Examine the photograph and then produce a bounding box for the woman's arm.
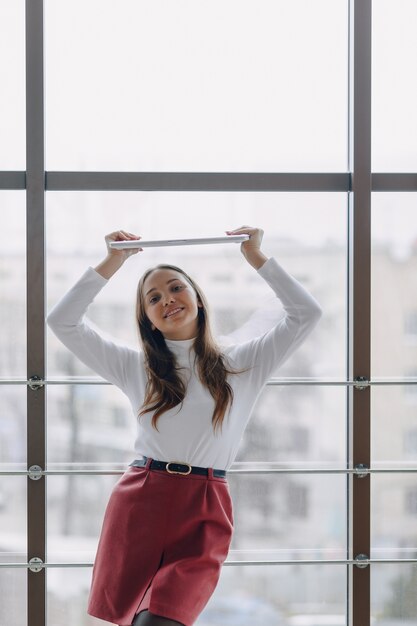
[47,230,142,391]
[225,226,323,387]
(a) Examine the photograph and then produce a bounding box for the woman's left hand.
[225,226,267,269]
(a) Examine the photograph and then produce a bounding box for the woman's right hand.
[94,230,142,279]
[104,230,142,261]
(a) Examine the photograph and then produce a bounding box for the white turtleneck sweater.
[47,258,322,471]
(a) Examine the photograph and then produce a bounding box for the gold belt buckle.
[166,461,192,475]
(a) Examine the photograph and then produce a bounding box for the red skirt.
[87,457,234,626]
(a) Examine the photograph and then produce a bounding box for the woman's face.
[142,268,202,340]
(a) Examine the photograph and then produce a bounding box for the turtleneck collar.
[164,336,196,353]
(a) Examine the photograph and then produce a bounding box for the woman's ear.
[151,324,156,330]
[197,301,203,308]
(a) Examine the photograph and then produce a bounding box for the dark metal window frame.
[1,0,416,624]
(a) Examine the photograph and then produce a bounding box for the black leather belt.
[129,457,227,478]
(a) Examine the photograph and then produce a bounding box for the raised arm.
[47,230,142,391]
[225,226,323,388]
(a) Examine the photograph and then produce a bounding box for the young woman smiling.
[47,225,322,626]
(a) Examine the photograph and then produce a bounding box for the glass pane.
[0,1,25,169]
[372,386,417,467]
[236,385,346,465]
[0,193,26,378]
[45,0,348,171]
[47,385,135,465]
[0,478,26,561]
[372,194,417,378]
[228,474,346,558]
[0,387,26,466]
[47,475,120,563]
[372,1,417,171]
[372,474,417,560]
[47,567,113,626]
[0,569,26,626]
[200,564,346,625]
[46,564,347,626]
[47,191,346,380]
[372,564,417,625]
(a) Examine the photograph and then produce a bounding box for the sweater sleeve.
[227,257,322,388]
[47,267,139,393]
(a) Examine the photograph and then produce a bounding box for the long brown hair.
[136,264,241,434]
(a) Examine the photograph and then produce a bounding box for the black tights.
[131,609,185,626]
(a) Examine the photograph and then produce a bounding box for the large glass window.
[210,565,347,626]
[45,0,348,172]
[372,565,417,624]
[46,192,345,379]
[45,193,347,617]
[0,1,25,169]
[44,191,347,622]
[0,569,27,626]
[0,193,26,378]
[0,194,27,626]
[4,1,417,625]
[372,0,417,171]
[0,387,26,468]
[371,194,417,377]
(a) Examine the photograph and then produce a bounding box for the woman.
[47,225,322,626]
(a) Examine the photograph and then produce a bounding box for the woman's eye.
[173,284,184,292]
[149,295,159,304]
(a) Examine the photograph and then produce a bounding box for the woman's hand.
[105,230,142,261]
[95,230,142,279]
[225,226,268,269]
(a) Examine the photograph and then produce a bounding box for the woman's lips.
[164,307,184,319]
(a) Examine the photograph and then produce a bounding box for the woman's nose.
[163,294,175,305]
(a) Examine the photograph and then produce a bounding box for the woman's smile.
[164,306,184,319]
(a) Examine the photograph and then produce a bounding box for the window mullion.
[348,1,372,625]
[26,1,46,626]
